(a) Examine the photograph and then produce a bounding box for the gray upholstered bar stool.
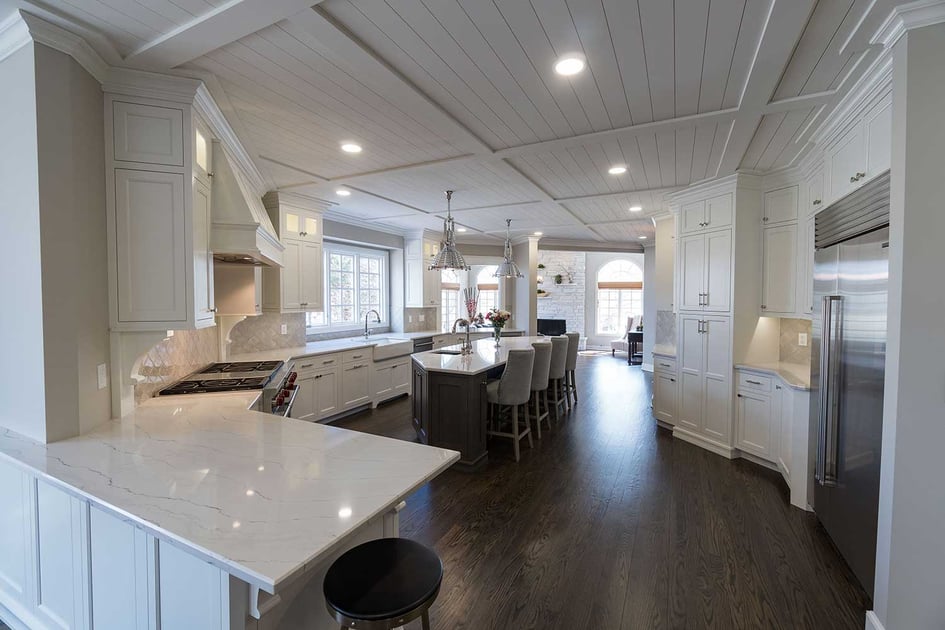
[564,331,580,411]
[528,341,553,439]
[486,347,535,461]
[546,336,569,422]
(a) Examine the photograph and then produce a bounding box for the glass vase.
[494,327,502,347]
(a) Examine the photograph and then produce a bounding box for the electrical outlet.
[799,333,808,347]
[281,324,288,335]
[97,364,108,390]
[408,315,413,323]
[419,314,425,322]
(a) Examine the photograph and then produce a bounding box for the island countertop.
[0,392,459,593]
[411,336,551,375]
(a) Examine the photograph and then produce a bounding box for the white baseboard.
[865,611,885,630]
[641,362,653,372]
[672,426,736,459]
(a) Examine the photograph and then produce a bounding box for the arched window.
[476,265,499,313]
[596,259,643,335]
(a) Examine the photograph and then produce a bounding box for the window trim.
[306,241,390,333]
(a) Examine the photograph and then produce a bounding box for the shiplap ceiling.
[3,0,901,244]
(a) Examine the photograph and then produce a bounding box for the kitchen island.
[410,336,549,471]
[0,392,458,630]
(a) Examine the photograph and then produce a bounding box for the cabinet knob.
[850,175,857,183]
[737,393,743,397]
[812,199,822,206]
[761,304,766,310]
[670,378,676,382]
[209,307,217,312]
[762,216,768,223]
[776,385,782,390]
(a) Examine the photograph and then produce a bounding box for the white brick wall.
[537,250,586,336]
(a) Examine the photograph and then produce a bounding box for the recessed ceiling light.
[608,165,627,175]
[340,142,362,153]
[629,205,642,212]
[456,227,467,232]
[338,507,353,518]
[554,54,586,76]
[639,235,647,240]
[534,231,543,236]
[245,489,255,496]
[336,189,351,196]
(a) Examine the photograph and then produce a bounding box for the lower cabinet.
[736,388,776,459]
[341,362,371,409]
[291,364,341,422]
[652,356,677,427]
[373,358,411,406]
[676,314,732,451]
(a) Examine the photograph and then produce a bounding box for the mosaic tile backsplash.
[779,317,813,365]
[655,310,676,348]
[227,313,306,354]
[134,327,218,403]
[404,308,439,332]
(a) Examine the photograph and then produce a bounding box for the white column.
[871,19,945,630]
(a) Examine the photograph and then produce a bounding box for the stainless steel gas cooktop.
[159,361,284,395]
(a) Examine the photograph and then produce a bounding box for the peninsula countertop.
[411,336,550,375]
[0,392,459,593]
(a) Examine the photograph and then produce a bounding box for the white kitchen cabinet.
[761,223,798,316]
[762,186,798,226]
[373,357,411,406]
[90,506,151,630]
[291,355,342,422]
[679,193,733,235]
[678,230,732,312]
[158,540,227,630]
[342,362,372,410]
[802,215,816,315]
[652,356,677,427]
[315,366,341,419]
[404,237,442,308]
[736,388,774,459]
[825,97,891,204]
[214,264,262,316]
[291,373,317,422]
[106,92,218,332]
[193,117,212,187]
[263,192,325,313]
[112,101,184,167]
[805,168,825,217]
[826,124,865,203]
[777,383,793,481]
[676,315,732,450]
[0,459,30,615]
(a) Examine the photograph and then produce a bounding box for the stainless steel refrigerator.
[809,173,889,598]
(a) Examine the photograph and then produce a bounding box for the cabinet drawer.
[654,357,676,373]
[738,372,772,392]
[297,353,341,374]
[343,348,371,364]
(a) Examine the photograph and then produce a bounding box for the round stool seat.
[324,538,442,627]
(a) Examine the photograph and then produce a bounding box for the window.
[476,266,499,314]
[440,269,462,331]
[305,243,388,331]
[596,259,643,335]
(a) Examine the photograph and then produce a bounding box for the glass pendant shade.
[429,190,469,271]
[495,219,524,279]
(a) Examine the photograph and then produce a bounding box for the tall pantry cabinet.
[670,175,764,457]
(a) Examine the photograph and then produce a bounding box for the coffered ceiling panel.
[561,191,671,226]
[320,0,769,150]
[587,219,656,243]
[448,202,581,234]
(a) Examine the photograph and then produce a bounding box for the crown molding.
[194,83,267,194]
[872,0,945,48]
[102,66,201,103]
[263,190,333,214]
[323,212,410,238]
[810,53,893,149]
[1,11,109,82]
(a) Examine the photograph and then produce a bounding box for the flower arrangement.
[485,308,511,329]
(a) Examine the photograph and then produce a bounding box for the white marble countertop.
[0,393,459,592]
[736,361,811,391]
[652,344,677,357]
[411,336,550,375]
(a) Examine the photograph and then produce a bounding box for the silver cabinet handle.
[737,393,743,398]
[855,171,866,181]
[670,378,675,382]
[351,354,363,359]
[775,385,782,390]
[660,363,671,368]
[812,199,822,206]
[300,363,314,369]
[322,359,335,365]
[209,307,217,312]
[762,216,768,223]
[746,379,762,385]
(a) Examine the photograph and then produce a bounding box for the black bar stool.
[323,538,443,629]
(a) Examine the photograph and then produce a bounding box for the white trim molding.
[865,610,886,630]
[0,11,31,63]
[0,11,109,82]
[872,0,945,48]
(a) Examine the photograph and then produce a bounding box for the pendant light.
[494,218,524,279]
[429,190,469,271]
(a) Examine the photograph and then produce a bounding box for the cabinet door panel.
[679,234,706,311]
[316,368,341,418]
[193,179,213,325]
[763,186,798,225]
[35,481,87,630]
[803,216,816,314]
[374,365,394,398]
[704,230,732,312]
[158,540,223,630]
[90,506,149,630]
[653,372,676,424]
[703,317,732,444]
[677,316,704,432]
[300,242,323,310]
[115,170,187,323]
[112,102,183,166]
[827,127,864,202]
[392,361,411,394]
[342,364,371,409]
[806,170,824,216]
[281,240,302,311]
[779,387,794,478]
[737,391,773,457]
[680,201,705,234]
[405,258,423,307]
[762,224,798,315]
[705,194,733,230]
[290,375,316,421]
[865,100,891,178]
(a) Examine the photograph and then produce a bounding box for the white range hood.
[211,141,283,267]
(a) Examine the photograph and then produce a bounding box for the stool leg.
[421,610,431,630]
[531,393,541,439]
[565,375,572,411]
[571,370,578,403]
[523,404,533,449]
[543,389,552,426]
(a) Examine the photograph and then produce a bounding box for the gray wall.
[872,22,945,630]
[642,246,656,369]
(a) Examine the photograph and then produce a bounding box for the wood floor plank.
[335,354,868,629]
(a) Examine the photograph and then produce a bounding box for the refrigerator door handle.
[816,295,843,486]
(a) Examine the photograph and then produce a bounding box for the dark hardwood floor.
[335,354,870,629]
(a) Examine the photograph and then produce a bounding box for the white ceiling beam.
[124,0,328,69]
[718,0,819,175]
[763,90,836,114]
[553,185,681,203]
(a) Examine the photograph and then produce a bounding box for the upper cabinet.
[404,235,442,308]
[825,96,891,205]
[106,93,215,331]
[763,186,798,226]
[805,168,824,217]
[679,193,733,235]
[262,192,325,313]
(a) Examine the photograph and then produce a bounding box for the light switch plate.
[97,364,108,390]
[281,324,288,335]
[419,314,425,322]
[408,315,413,323]
[799,333,808,347]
